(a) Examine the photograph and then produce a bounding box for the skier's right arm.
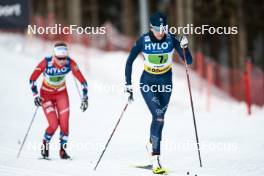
[125,38,143,85]
[125,37,142,103]
[29,59,46,96]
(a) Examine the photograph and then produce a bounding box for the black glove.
[80,96,88,112]
[34,96,42,107]
[125,85,133,103]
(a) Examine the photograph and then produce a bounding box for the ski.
[62,157,73,161]
[130,164,171,175]
[38,157,73,161]
[131,164,153,170]
[38,157,52,161]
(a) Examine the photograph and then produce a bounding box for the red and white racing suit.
[29,56,87,144]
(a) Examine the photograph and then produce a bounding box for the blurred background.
[1,0,264,110]
[1,2,264,175]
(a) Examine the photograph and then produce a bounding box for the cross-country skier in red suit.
[29,42,88,159]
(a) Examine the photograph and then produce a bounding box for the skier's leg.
[56,90,69,145]
[140,83,168,174]
[56,90,70,159]
[140,73,173,156]
[141,93,166,155]
[150,116,164,155]
[154,78,173,142]
[151,80,172,173]
[40,91,59,158]
[140,74,163,155]
[42,100,59,141]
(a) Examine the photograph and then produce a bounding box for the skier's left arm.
[172,35,193,64]
[70,59,88,111]
[70,59,87,95]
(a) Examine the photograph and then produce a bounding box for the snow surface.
[0,33,264,176]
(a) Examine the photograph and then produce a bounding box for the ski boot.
[152,155,167,174]
[59,144,71,159]
[41,140,49,159]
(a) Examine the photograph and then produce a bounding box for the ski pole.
[17,106,39,159]
[182,48,203,167]
[94,103,129,170]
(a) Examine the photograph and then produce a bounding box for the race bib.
[49,76,65,83]
[148,54,168,64]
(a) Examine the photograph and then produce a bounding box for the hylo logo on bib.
[46,67,68,75]
[145,42,169,50]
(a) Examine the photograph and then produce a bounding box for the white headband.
[53,46,68,58]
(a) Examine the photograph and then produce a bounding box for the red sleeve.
[30,59,46,81]
[70,59,87,84]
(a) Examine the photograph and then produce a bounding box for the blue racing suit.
[125,31,192,155]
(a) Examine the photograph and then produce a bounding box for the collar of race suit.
[149,30,167,43]
[52,57,67,68]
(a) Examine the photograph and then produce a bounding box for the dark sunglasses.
[56,57,67,61]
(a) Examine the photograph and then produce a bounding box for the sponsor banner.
[0,0,29,28]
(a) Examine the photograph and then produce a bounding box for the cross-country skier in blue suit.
[125,12,192,174]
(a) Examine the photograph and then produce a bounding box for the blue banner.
[0,0,29,28]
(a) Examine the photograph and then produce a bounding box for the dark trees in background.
[122,0,135,37]
[193,0,264,70]
[30,0,264,70]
